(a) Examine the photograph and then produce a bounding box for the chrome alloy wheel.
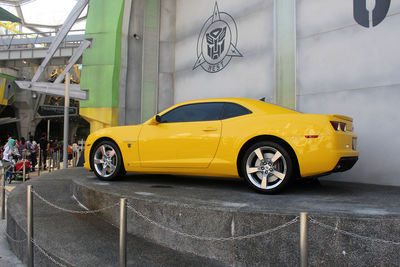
[245,146,287,190]
[93,144,118,178]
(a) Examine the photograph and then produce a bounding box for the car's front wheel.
[241,141,293,194]
[91,140,125,181]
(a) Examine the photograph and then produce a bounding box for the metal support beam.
[15,81,87,100]
[0,117,20,125]
[0,34,85,47]
[18,0,89,119]
[63,73,70,169]
[54,39,91,83]
[16,5,25,24]
[31,0,89,83]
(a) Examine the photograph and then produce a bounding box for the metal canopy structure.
[0,0,87,33]
[0,116,19,125]
[14,0,90,112]
[15,81,87,100]
[0,7,21,22]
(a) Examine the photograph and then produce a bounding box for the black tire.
[91,140,125,181]
[241,141,293,194]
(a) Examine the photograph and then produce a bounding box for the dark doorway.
[0,105,18,143]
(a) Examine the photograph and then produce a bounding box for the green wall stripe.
[80,0,124,109]
[0,73,16,80]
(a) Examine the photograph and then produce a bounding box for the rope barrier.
[31,190,119,214]
[309,217,400,246]
[0,222,27,243]
[127,204,299,241]
[31,238,68,267]
[2,184,399,267]
[27,190,400,245]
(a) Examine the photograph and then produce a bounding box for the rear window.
[221,103,252,119]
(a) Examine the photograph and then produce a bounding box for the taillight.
[330,121,346,131]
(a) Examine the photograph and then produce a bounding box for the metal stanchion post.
[57,151,60,170]
[1,163,5,220]
[38,148,41,176]
[300,212,308,267]
[77,151,80,166]
[49,153,52,173]
[27,185,33,267]
[23,159,26,183]
[120,198,127,267]
[72,151,76,167]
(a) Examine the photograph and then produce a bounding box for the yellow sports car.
[84,98,358,193]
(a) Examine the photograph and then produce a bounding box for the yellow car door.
[138,102,223,168]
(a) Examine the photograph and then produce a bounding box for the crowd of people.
[1,133,81,174]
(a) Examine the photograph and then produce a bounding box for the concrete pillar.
[274,0,296,109]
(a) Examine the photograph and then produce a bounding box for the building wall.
[296,0,400,186]
[158,0,176,113]
[112,0,400,186]
[119,0,145,125]
[174,0,275,103]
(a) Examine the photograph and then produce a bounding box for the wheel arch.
[236,135,300,179]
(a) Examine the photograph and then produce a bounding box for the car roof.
[171,98,299,115]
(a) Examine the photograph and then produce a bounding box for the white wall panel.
[297,0,400,186]
[175,0,274,103]
[298,85,400,186]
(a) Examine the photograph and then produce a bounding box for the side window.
[221,103,252,120]
[160,103,224,123]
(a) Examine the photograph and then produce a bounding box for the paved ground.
[3,167,400,266]
[78,171,400,218]
[0,220,25,267]
[0,166,57,267]
[0,182,25,267]
[6,169,226,266]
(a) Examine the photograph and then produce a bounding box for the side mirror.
[149,114,162,125]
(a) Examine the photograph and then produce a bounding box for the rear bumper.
[331,156,358,172]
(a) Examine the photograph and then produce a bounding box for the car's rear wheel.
[241,141,293,194]
[91,140,125,181]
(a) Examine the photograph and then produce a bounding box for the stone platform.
[7,168,400,266]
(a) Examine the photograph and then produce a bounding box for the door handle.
[203,127,217,131]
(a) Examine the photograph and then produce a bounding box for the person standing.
[51,138,60,168]
[38,133,49,170]
[14,138,20,160]
[67,144,73,165]
[19,137,29,159]
[2,139,19,181]
[59,139,64,162]
[27,136,38,171]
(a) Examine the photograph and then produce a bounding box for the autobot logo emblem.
[193,2,242,73]
[207,27,226,60]
[353,0,391,27]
